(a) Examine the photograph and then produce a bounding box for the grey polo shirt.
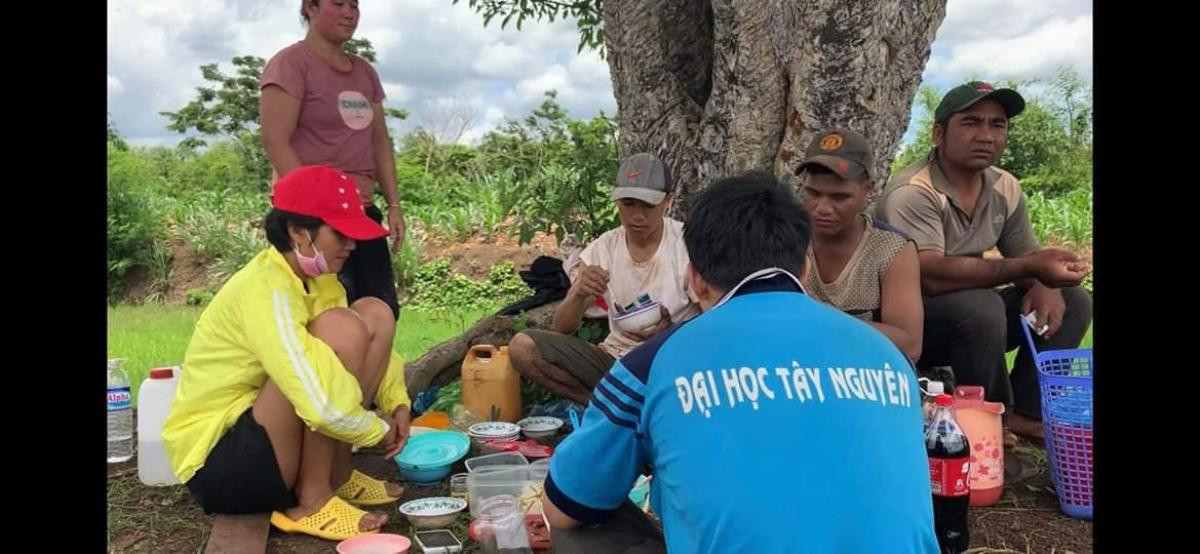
[875,151,1039,258]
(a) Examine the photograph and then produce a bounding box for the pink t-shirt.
[261,41,385,203]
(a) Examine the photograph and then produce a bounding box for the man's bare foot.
[1008,413,1045,442]
[284,494,388,531]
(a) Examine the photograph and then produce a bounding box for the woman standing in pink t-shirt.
[257,0,411,541]
[260,0,405,321]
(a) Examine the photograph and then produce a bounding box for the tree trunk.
[602,0,948,217]
[404,0,947,399]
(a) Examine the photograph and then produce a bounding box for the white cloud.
[107,0,606,146]
[107,0,1091,147]
[926,15,1093,82]
[901,0,1092,144]
[935,0,1091,42]
[107,76,125,97]
[514,65,570,100]
[472,41,546,81]
[461,106,510,144]
[381,83,414,105]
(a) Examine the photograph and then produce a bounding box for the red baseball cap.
[271,166,388,241]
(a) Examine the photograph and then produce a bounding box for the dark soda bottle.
[927,394,970,553]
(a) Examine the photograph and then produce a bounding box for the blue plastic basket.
[1022,322,1093,520]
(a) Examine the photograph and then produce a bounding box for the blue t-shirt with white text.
[547,275,938,553]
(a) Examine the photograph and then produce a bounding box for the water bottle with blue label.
[108,358,134,463]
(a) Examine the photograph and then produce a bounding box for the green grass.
[393,307,498,361]
[107,303,500,403]
[107,471,210,550]
[107,304,204,400]
[1027,188,1093,250]
[1006,323,1092,370]
[110,303,1093,399]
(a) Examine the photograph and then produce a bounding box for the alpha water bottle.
[107,359,134,463]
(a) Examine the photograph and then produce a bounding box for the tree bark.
[603,0,948,217]
[405,0,947,398]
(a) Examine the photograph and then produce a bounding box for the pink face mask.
[293,231,329,277]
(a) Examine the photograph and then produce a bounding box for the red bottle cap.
[149,367,175,379]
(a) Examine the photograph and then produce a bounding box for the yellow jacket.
[163,248,411,483]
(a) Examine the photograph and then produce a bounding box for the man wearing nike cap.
[875,81,1093,443]
[164,165,413,541]
[509,153,701,405]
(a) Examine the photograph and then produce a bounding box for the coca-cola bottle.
[927,394,970,553]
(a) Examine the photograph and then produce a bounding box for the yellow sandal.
[269,496,382,541]
[335,469,403,506]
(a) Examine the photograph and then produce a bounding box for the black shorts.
[186,409,297,514]
[338,204,399,320]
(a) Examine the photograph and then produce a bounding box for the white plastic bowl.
[614,301,663,333]
[468,421,522,438]
[518,416,564,439]
[398,496,467,530]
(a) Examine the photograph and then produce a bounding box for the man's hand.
[552,263,609,334]
[1025,248,1088,288]
[387,205,407,253]
[569,264,609,301]
[624,305,673,342]
[1021,283,1066,339]
[380,405,411,460]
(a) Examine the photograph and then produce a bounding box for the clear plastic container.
[450,473,470,503]
[467,459,550,517]
[465,451,529,473]
[529,458,549,476]
[474,495,533,554]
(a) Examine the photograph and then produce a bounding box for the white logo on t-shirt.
[337,91,373,130]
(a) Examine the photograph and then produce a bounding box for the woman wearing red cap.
[260,0,406,325]
[163,165,412,541]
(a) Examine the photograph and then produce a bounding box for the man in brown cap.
[508,153,701,405]
[875,81,1093,443]
[796,128,923,362]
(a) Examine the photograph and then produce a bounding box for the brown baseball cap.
[797,128,875,181]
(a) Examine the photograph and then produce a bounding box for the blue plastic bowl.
[398,464,453,484]
[394,431,470,484]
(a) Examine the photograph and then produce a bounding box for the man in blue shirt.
[542,172,939,553]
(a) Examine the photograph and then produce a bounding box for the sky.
[107,0,1092,148]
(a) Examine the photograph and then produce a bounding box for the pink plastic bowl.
[336,533,412,554]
